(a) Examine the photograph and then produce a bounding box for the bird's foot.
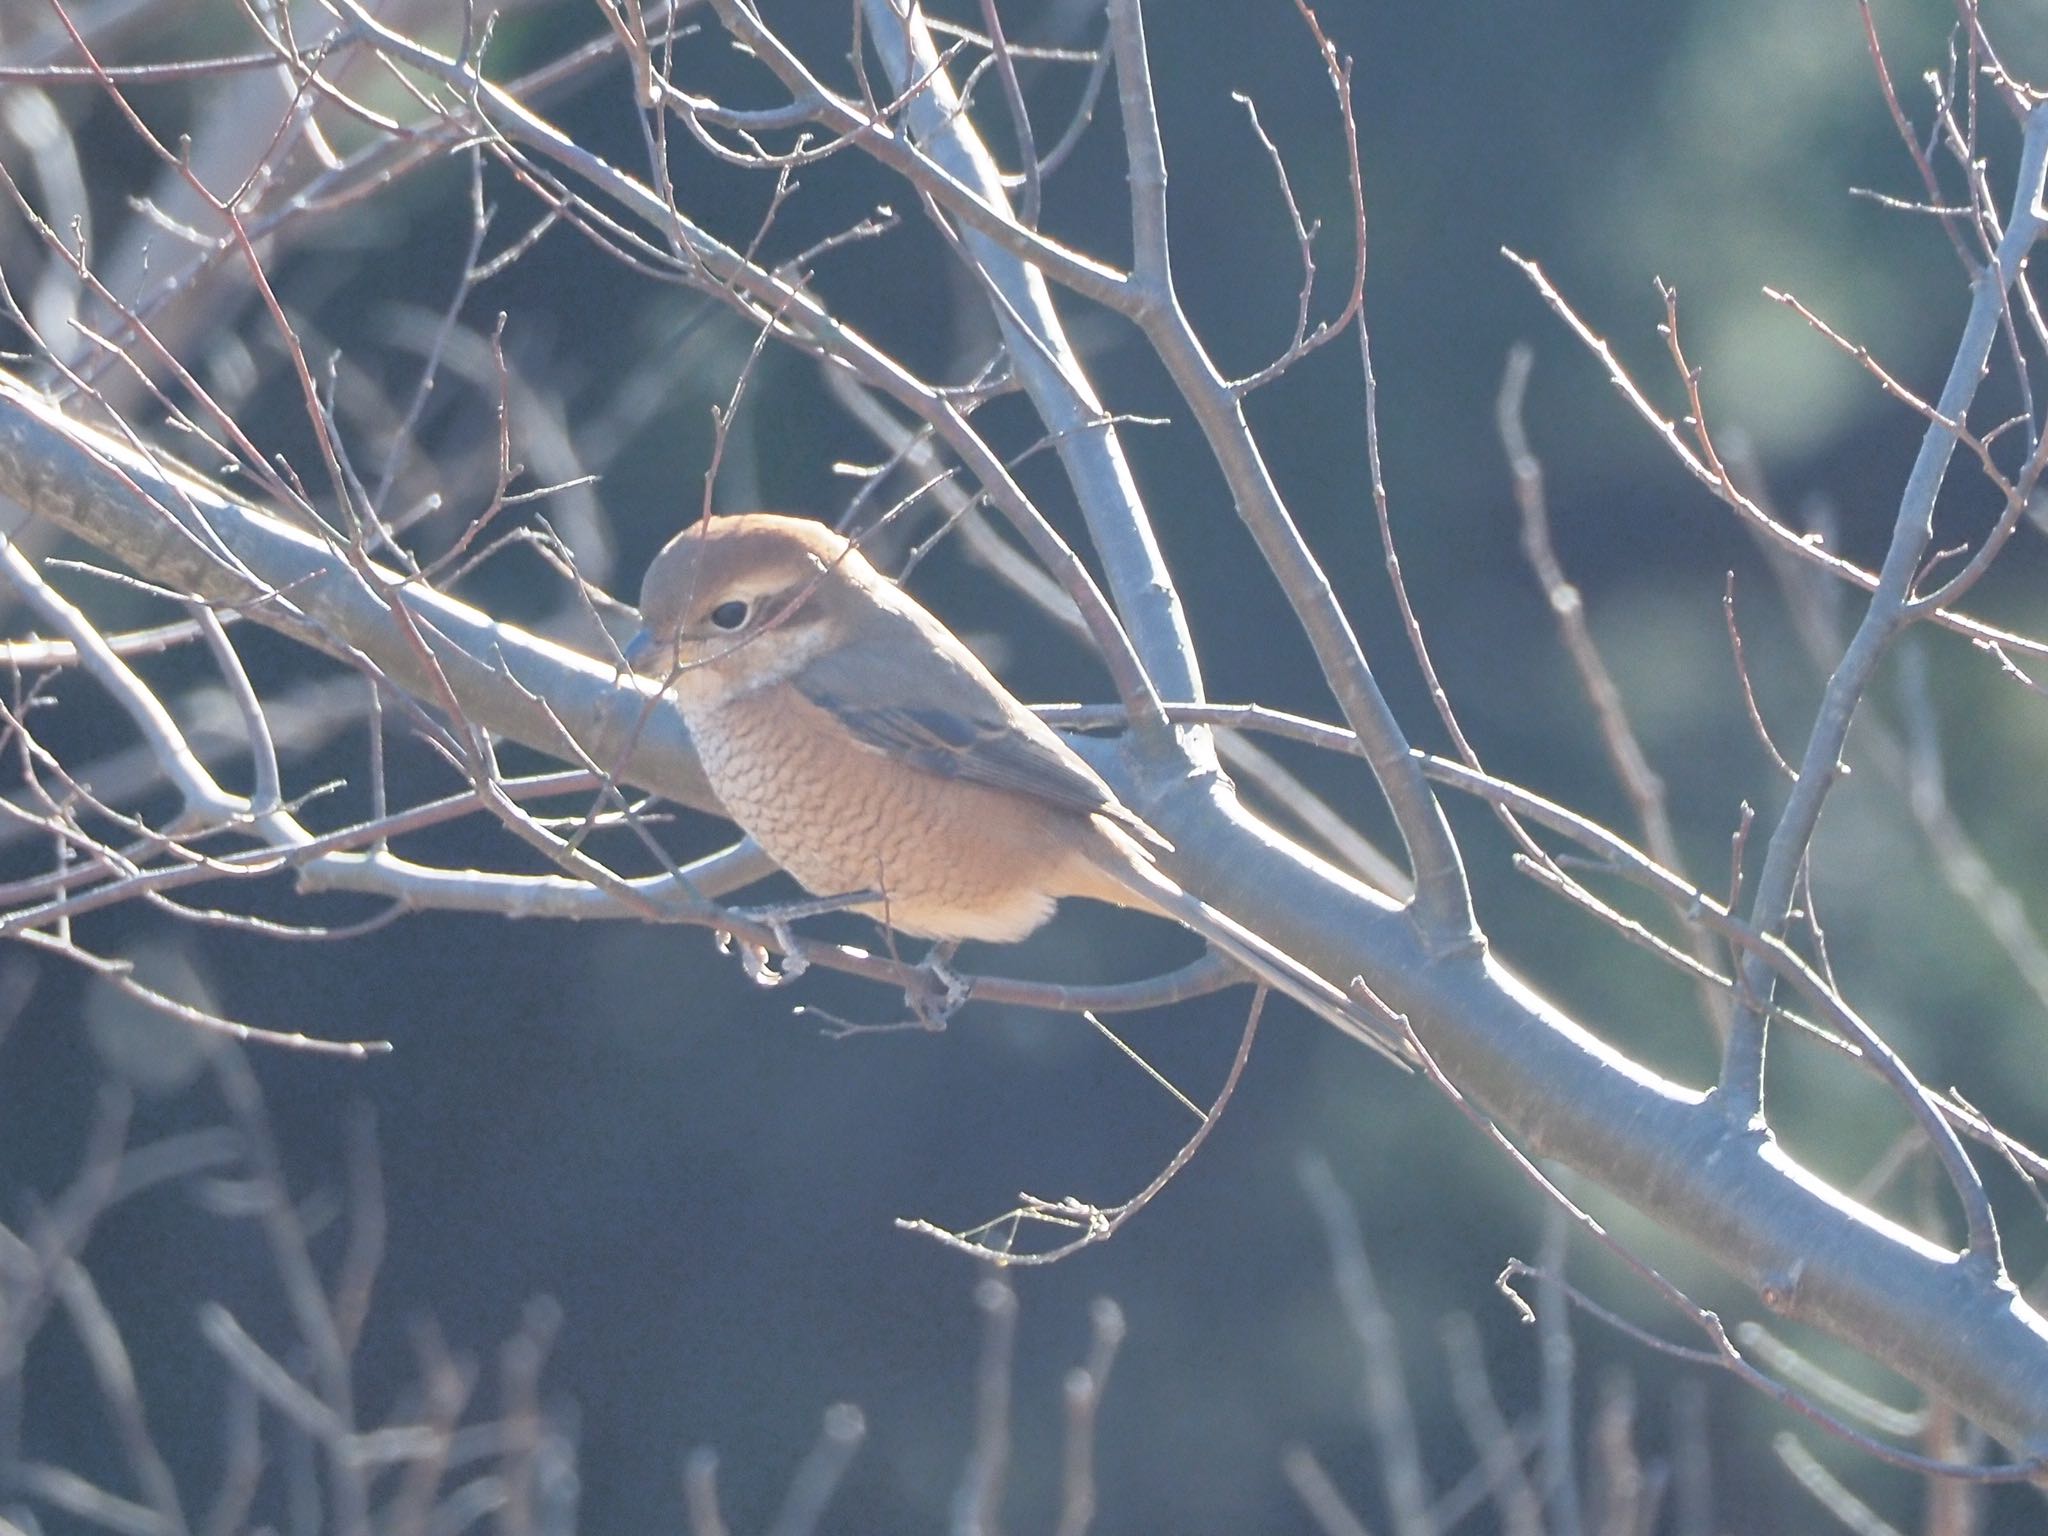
[715,928,805,987]
[808,940,969,1038]
[716,888,887,984]
[906,940,971,1028]
[713,901,823,987]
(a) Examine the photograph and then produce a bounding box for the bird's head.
[627,513,872,705]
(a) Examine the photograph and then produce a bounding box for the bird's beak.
[623,627,660,674]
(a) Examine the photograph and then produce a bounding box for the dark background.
[4,1,2048,1531]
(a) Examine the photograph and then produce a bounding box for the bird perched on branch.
[627,512,1407,1063]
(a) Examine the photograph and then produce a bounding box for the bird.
[626,512,1408,1064]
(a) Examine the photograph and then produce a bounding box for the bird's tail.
[1105,848,1415,1069]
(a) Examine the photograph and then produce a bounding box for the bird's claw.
[715,906,810,987]
[715,888,890,987]
[905,940,970,1028]
[803,941,969,1037]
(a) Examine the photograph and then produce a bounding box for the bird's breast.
[687,683,1130,943]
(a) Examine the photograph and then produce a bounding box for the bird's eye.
[708,599,750,631]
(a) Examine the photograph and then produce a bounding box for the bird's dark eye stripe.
[709,599,750,631]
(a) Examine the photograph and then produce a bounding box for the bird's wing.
[791,638,1167,846]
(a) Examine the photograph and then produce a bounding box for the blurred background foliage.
[3,1,2048,1531]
